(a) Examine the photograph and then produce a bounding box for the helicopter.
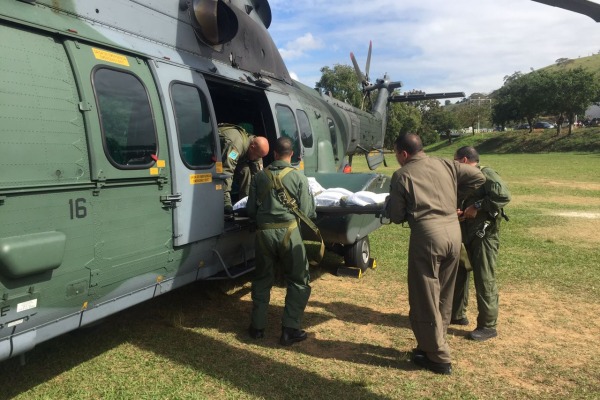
[0,0,465,363]
[532,0,600,21]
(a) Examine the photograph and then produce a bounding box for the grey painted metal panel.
[150,60,224,246]
[80,286,156,326]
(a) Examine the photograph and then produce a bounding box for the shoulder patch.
[228,150,239,161]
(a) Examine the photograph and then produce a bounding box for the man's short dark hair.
[394,134,423,155]
[275,136,293,156]
[455,146,479,163]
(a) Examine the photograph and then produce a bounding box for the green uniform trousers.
[452,232,500,329]
[408,222,460,364]
[251,225,311,330]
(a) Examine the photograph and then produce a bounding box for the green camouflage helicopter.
[0,0,466,363]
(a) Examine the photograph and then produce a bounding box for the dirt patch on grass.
[552,211,600,219]
[296,279,600,398]
[510,180,600,192]
[526,211,600,246]
[236,272,600,398]
[538,180,600,191]
[512,194,600,207]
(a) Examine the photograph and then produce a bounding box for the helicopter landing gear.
[337,236,376,278]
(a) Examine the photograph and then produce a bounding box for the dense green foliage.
[315,64,363,109]
[316,63,466,147]
[384,102,420,148]
[492,68,600,134]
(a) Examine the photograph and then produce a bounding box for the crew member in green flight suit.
[218,124,269,215]
[246,136,316,346]
[451,146,511,341]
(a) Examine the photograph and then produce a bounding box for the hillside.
[425,127,600,154]
[541,53,600,75]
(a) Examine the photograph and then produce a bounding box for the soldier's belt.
[257,220,298,230]
[257,220,298,250]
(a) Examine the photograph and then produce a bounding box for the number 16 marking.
[69,198,87,219]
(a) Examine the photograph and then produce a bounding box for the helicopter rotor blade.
[365,40,372,82]
[350,52,366,86]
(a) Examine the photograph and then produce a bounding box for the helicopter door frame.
[149,60,223,246]
[264,90,305,169]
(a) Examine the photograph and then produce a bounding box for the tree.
[545,67,600,135]
[429,108,459,144]
[385,101,421,148]
[491,71,551,132]
[491,86,520,129]
[316,64,423,148]
[315,64,363,109]
[455,96,491,135]
[418,100,459,145]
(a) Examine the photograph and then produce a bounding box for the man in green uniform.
[387,134,485,375]
[246,137,316,346]
[219,124,269,215]
[451,146,511,341]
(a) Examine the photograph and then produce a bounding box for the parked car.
[515,124,530,130]
[533,121,555,129]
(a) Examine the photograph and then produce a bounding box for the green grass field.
[2,132,599,399]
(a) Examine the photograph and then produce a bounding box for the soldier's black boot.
[411,348,426,362]
[450,317,469,326]
[413,355,452,375]
[468,327,497,341]
[280,327,307,346]
[248,325,264,339]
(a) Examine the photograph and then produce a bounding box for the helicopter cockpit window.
[327,118,339,159]
[93,68,157,169]
[275,105,301,164]
[171,83,215,168]
[296,109,313,149]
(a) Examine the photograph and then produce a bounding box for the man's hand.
[463,204,478,219]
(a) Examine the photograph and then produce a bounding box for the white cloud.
[269,0,600,96]
[278,33,324,60]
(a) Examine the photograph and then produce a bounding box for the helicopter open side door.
[150,60,224,246]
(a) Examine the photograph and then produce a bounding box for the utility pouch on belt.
[265,168,324,266]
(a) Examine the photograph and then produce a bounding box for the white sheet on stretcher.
[233,186,388,209]
[315,189,387,207]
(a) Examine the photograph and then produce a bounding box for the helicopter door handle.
[213,173,232,181]
[160,193,182,207]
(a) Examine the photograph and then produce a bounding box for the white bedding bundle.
[233,178,387,210]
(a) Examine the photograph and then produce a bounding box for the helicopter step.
[204,249,256,280]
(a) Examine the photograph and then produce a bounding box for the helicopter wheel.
[343,236,370,270]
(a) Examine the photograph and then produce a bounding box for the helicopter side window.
[275,105,301,164]
[93,67,157,169]
[327,118,339,160]
[296,109,313,149]
[171,83,215,168]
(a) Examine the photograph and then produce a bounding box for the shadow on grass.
[0,276,412,399]
[310,301,409,328]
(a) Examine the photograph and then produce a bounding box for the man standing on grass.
[246,137,316,346]
[386,134,485,375]
[451,146,511,341]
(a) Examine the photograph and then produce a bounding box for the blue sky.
[267,0,600,98]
